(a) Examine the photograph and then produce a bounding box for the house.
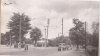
[37,38,48,47]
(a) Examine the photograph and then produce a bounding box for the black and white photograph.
[0,0,99,56]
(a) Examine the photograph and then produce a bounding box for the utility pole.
[0,1,1,45]
[0,15,1,45]
[19,17,22,43]
[44,26,47,47]
[98,8,100,56]
[58,33,59,37]
[85,22,87,52]
[47,19,50,39]
[62,18,63,36]
[0,31,1,45]
[56,33,59,45]
[10,33,12,47]
[46,19,50,47]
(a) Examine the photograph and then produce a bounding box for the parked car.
[58,43,67,51]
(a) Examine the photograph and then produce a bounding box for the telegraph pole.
[44,26,47,47]
[58,33,59,37]
[10,33,12,46]
[0,9,1,45]
[0,0,1,45]
[62,18,63,36]
[47,19,50,39]
[98,8,100,56]
[46,19,50,47]
[85,22,87,52]
[19,17,22,43]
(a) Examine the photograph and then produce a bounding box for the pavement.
[0,45,86,56]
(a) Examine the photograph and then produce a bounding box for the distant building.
[37,38,48,47]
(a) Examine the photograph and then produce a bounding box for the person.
[14,42,18,48]
[21,42,25,48]
[24,43,28,51]
[18,42,21,48]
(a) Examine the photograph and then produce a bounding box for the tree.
[91,22,99,47]
[1,32,12,45]
[86,22,99,56]
[69,18,86,49]
[30,27,42,46]
[48,36,71,47]
[8,13,31,43]
[1,33,6,45]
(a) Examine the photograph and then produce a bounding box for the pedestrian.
[18,42,21,48]
[24,43,28,51]
[14,42,18,48]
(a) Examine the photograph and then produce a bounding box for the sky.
[1,0,100,39]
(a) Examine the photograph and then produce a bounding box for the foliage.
[8,13,31,43]
[1,32,12,45]
[69,18,86,48]
[91,22,99,47]
[48,36,71,47]
[1,33,6,44]
[30,27,42,45]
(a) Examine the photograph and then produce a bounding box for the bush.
[86,46,98,56]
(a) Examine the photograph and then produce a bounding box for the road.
[0,45,86,56]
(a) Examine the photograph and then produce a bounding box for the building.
[37,38,48,47]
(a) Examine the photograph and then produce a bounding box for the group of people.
[14,42,28,51]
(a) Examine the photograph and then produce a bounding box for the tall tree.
[1,33,6,44]
[30,27,42,46]
[8,13,31,43]
[5,32,12,45]
[69,18,86,49]
[91,22,99,47]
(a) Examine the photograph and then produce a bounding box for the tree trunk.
[34,40,37,47]
[76,44,79,50]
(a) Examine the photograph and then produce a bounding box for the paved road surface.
[0,45,86,56]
